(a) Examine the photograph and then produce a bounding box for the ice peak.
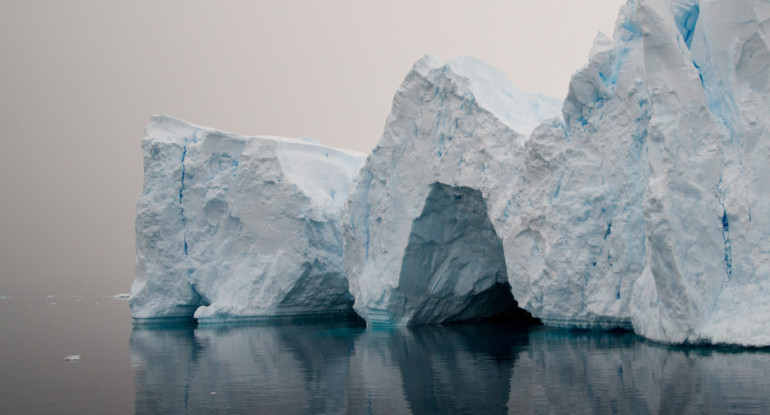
[402,55,562,139]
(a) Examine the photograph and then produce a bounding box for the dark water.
[2,297,770,414]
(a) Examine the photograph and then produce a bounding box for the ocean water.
[1,296,769,414]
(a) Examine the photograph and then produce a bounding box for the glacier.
[131,0,770,346]
[129,115,366,323]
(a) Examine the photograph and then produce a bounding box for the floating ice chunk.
[130,116,366,323]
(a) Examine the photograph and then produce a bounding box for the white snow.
[129,115,366,323]
[446,56,562,138]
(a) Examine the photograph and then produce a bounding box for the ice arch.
[394,183,534,324]
[343,55,560,327]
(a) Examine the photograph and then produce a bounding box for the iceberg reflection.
[131,323,770,414]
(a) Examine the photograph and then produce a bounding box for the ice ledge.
[540,317,634,332]
[194,309,362,327]
[147,114,366,157]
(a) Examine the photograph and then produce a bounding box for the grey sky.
[0,0,623,296]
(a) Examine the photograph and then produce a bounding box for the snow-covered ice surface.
[345,1,770,346]
[343,55,562,325]
[129,116,366,323]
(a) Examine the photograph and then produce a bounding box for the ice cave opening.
[396,182,540,326]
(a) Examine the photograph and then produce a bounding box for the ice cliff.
[345,0,770,346]
[509,0,770,346]
[129,116,365,323]
[132,0,770,347]
[343,55,562,325]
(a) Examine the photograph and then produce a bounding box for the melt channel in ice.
[129,115,366,323]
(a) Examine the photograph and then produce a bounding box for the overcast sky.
[0,0,624,296]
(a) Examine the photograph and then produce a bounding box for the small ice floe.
[113,293,130,300]
[64,355,81,362]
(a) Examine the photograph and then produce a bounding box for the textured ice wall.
[130,0,770,346]
[637,0,770,345]
[130,115,365,322]
[345,1,770,346]
[343,55,561,325]
[507,0,770,345]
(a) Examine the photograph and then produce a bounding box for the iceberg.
[343,55,562,325]
[510,0,770,346]
[129,116,366,323]
[131,0,770,347]
[345,0,770,346]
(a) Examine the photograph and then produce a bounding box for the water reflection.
[131,322,770,414]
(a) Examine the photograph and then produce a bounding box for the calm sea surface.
[1,296,769,414]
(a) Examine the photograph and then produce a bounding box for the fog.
[0,0,623,296]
